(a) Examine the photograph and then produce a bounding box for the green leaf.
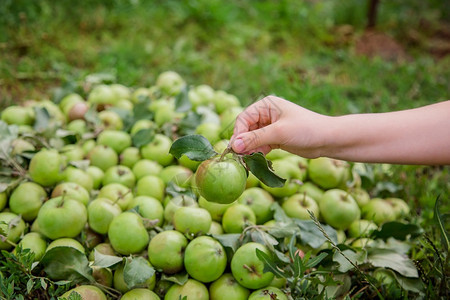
[255,248,285,278]
[33,106,51,132]
[332,249,366,272]
[392,272,424,293]
[242,152,286,188]
[124,256,155,288]
[175,86,191,112]
[40,277,47,290]
[305,252,328,269]
[249,230,278,251]
[133,97,153,122]
[371,221,423,241]
[367,248,418,278]
[0,121,19,160]
[434,196,449,252]
[177,112,203,136]
[84,106,101,126]
[169,134,217,161]
[288,235,303,277]
[132,128,155,148]
[26,278,33,294]
[165,181,197,199]
[92,250,123,269]
[40,246,94,283]
[212,234,241,253]
[161,272,189,285]
[295,219,338,249]
[270,202,293,224]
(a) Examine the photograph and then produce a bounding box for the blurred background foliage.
[0,0,449,217]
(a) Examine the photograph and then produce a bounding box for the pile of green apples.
[0,71,411,300]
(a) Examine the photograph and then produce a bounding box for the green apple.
[158,165,193,187]
[141,134,174,166]
[67,119,88,135]
[261,158,303,198]
[102,165,136,188]
[0,212,26,250]
[110,83,131,100]
[348,219,378,238]
[209,273,250,300]
[88,145,119,171]
[189,84,215,109]
[0,192,6,211]
[222,204,256,233]
[246,172,260,188]
[308,157,349,189]
[178,154,201,171]
[131,87,151,103]
[89,242,115,261]
[156,71,186,96]
[297,182,324,203]
[231,242,274,289]
[92,266,113,287]
[385,197,410,218]
[60,144,85,163]
[198,196,232,222]
[9,181,47,221]
[1,105,34,125]
[209,221,224,235]
[120,147,141,168]
[86,166,104,190]
[63,166,94,192]
[351,238,375,248]
[97,130,132,154]
[154,101,180,127]
[248,286,288,300]
[213,90,240,114]
[132,159,163,180]
[113,262,156,293]
[350,187,371,208]
[195,157,247,204]
[82,139,97,155]
[135,175,165,202]
[163,195,198,225]
[213,139,229,154]
[373,268,397,285]
[237,187,274,224]
[67,101,89,121]
[36,196,87,240]
[174,207,212,239]
[164,279,208,300]
[98,183,133,210]
[60,93,84,112]
[98,110,123,130]
[195,122,221,144]
[121,289,159,300]
[88,198,122,234]
[51,182,89,206]
[108,212,149,255]
[46,238,85,254]
[361,198,397,225]
[15,232,47,261]
[60,285,107,300]
[184,236,227,283]
[319,189,360,230]
[10,138,35,155]
[219,106,243,139]
[88,84,118,106]
[130,119,156,135]
[148,230,187,274]
[127,195,164,227]
[265,149,291,161]
[282,193,319,220]
[29,148,65,187]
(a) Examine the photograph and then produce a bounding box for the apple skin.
[209,273,250,300]
[88,84,118,106]
[297,182,324,203]
[195,122,222,144]
[308,157,349,189]
[282,193,319,220]
[164,195,198,225]
[36,196,87,240]
[86,166,104,190]
[46,238,85,254]
[60,285,107,300]
[119,147,141,168]
[135,175,165,202]
[350,187,371,208]
[29,148,65,187]
[98,183,133,211]
[88,145,119,172]
[108,212,149,255]
[132,159,163,180]
[1,105,34,125]
[261,159,303,198]
[208,221,224,235]
[60,144,85,163]
[237,187,274,224]
[385,197,410,218]
[67,119,88,135]
[127,195,164,227]
[121,288,160,300]
[174,206,212,239]
[231,242,274,289]
[15,232,47,261]
[9,181,47,221]
[97,129,132,154]
[102,165,136,188]
[0,212,26,250]
[198,196,232,222]
[156,71,186,96]
[140,134,174,166]
[164,279,209,300]
[195,157,247,204]
[88,198,122,234]
[148,230,188,274]
[248,286,288,300]
[51,182,89,206]
[63,166,94,192]
[178,154,201,171]
[159,165,193,187]
[361,198,397,225]
[184,236,227,283]
[318,189,360,230]
[222,204,256,233]
[348,219,378,238]
[89,242,116,261]
[0,192,6,211]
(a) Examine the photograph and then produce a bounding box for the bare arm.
[231,96,450,165]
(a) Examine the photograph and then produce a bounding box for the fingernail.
[233,138,245,153]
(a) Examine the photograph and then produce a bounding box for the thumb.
[231,126,277,154]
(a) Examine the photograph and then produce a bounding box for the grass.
[0,0,449,296]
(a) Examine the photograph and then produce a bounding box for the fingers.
[232,125,279,154]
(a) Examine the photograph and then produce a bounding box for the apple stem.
[58,191,67,208]
[219,144,233,162]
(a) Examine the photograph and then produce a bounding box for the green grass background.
[1,0,449,223]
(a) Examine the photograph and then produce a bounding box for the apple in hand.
[36,196,87,240]
[9,181,47,221]
[184,236,227,283]
[231,242,274,289]
[282,193,319,220]
[174,206,212,239]
[148,230,188,274]
[88,198,122,234]
[209,273,250,300]
[0,212,26,250]
[195,157,247,204]
[319,189,360,230]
